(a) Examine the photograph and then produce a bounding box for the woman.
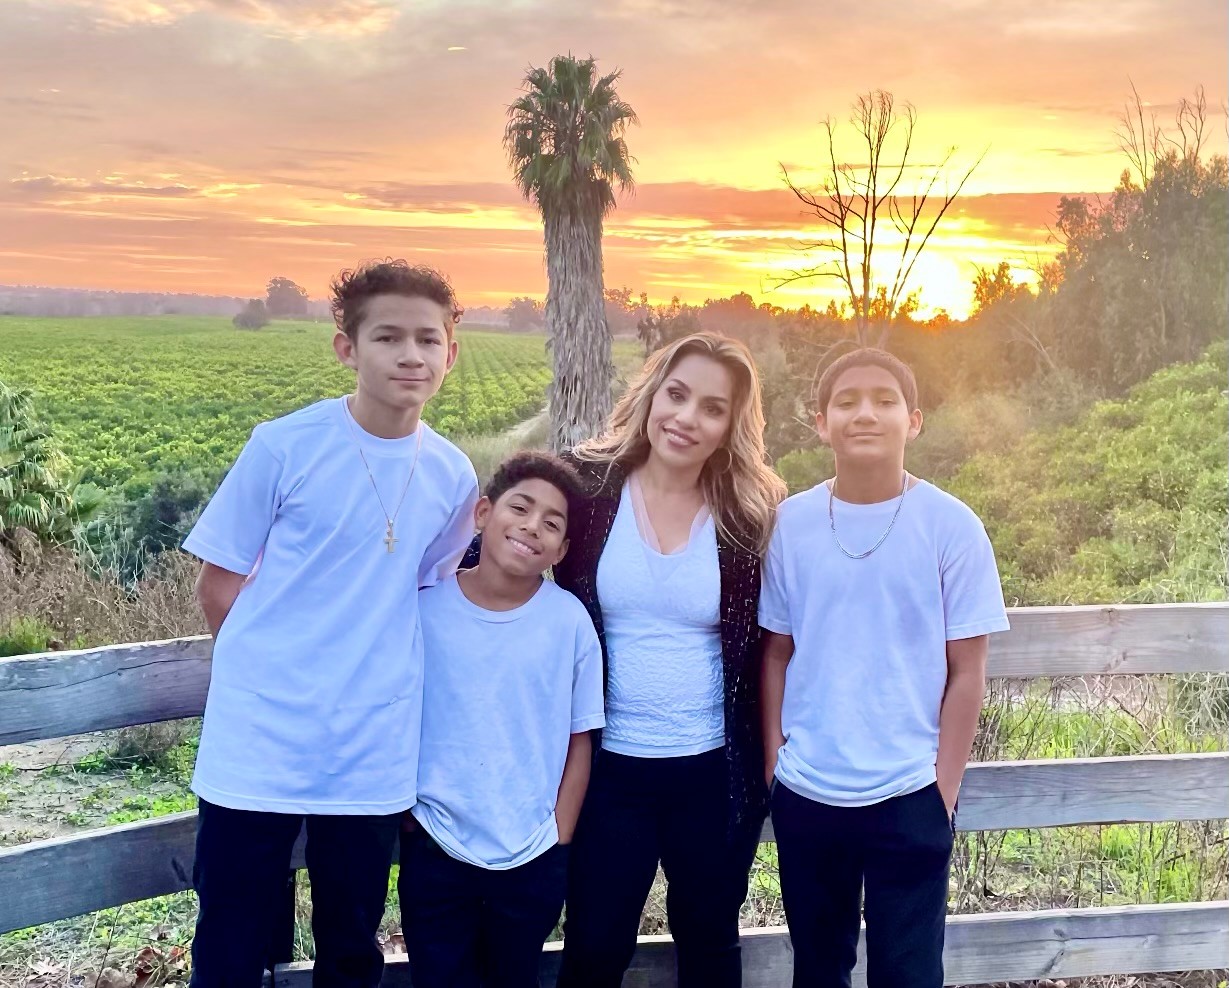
[554,332,787,988]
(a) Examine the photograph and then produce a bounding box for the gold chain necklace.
[343,397,425,553]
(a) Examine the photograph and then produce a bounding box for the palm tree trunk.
[543,209,614,451]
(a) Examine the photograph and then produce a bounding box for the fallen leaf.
[96,967,136,988]
[133,947,159,988]
[26,960,69,988]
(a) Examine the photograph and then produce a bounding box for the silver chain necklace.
[828,471,909,560]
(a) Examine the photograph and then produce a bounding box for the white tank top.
[596,481,725,757]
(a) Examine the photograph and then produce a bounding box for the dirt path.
[503,407,548,443]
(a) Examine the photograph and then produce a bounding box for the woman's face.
[645,352,735,474]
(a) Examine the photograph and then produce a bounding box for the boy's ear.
[444,337,459,375]
[473,495,492,532]
[552,536,570,568]
[333,330,358,370]
[906,408,923,442]
[815,410,830,446]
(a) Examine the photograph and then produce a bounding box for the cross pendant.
[384,521,398,553]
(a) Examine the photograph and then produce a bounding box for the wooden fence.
[1,602,1227,985]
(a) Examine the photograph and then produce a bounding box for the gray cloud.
[347,182,524,212]
[5,176,203,202]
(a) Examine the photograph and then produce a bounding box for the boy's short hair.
[329,259,462,340]
[814,348,919,413]
[486,451,583,533]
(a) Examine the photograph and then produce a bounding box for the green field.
[0,316,554,493]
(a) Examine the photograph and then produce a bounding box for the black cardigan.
[552,457,769,838]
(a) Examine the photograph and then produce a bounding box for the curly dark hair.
[814,347,919,414]
[329,259,462,339]
[486,450,584,534]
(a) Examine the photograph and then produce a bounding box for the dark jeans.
[770,780,954,988]
[398,827,569,988]
[555,747,762,988]
[189,798,401,988]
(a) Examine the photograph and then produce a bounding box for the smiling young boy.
[400,451,605,988]
[759,348,1009,988]
[182,260,479,988]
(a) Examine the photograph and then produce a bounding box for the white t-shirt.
[411,575,606,869]
[182,397,479,814]
[759,479,1009,807]
[597,483,725,758]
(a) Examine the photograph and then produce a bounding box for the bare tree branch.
[1116,78,1163,186]
[777,89,983,345]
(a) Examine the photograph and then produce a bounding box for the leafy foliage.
[264,277,310,319]
[0,381,104,547]
[504,54,637,222]
[504,296,545,333]
[0,616,58,657]
[1048,152,1229,390]
[232,298,269,329]
[635,296,701,356]
[948,344,1228,605]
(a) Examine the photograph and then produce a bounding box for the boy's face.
[816,364,922,465]
[475,477,570,579]
[333,294,458,414]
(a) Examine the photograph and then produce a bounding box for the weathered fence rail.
[2,602,1227,986]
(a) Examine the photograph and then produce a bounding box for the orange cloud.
[50,0,396,36]
[2,0,1225,317]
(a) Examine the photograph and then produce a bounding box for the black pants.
[189,798,401,988]
[555,747,762,988]
[398,827,569,988]
[770,780,954,988]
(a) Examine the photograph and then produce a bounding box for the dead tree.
[1116,80,1211,188]
[778,90,983,347]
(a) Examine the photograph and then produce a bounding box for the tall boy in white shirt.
[182,260,479,988]
[402,450,605,988]
[759,348,1009,988]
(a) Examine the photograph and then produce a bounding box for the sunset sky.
[1,0,1226,318]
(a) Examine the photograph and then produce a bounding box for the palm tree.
[504,55,637,450]
[0,381,103,552]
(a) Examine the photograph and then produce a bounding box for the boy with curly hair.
[401,450,605,988]
[183,260,479,988]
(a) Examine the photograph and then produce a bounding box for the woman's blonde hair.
[574,332,787,554]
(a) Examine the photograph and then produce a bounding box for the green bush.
[0,616,58,657]
[948,344,1228,605]
[775,447,833,495]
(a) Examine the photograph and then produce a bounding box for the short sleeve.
[941,515,1011,641]
[758,518,793,635]
[418,464,480,589]
[570,620,606,733]
[182,427,282,575]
